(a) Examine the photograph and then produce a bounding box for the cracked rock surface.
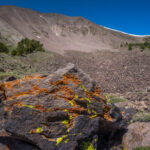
[0,64,125,150]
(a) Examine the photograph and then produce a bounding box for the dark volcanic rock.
[0,137,39,150]
[0,63,125,150]
[5,76,17,82]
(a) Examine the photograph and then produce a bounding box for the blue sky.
[0,0,150,35]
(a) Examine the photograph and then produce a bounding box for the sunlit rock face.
[0,64,125,150]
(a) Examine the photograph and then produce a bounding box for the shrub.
[133,146,150,150]
[11,49,17,56]
[140,45,145,51]
[126,41,150,52]
[133,112,150,122]
[12,38,45,56]
[0,42,9,53]
[128,44,132,51]
[106,95,127,103]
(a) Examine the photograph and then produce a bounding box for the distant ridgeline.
[0,38,45,56]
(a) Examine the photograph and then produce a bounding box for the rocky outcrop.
[0,64,125,150]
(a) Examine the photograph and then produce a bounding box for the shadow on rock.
[0,136,39,150]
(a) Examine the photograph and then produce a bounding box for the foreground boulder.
[122,122,150,150]
[0,64,125,150]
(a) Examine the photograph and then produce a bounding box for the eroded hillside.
[0,5,144,54]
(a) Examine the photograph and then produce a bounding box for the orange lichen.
[50,74,81,87]
[24,75,45,80]
[34,104,46,112]
[68,107,86,114]
[64,74,81,86]
[1,75,46,100]
[4,80,21,89]
[121,111,125,115]
[49,85,77,106]
[83,86,105,103]
[104,113,112,122]
[3,75,45,90]
[2,73,114,124]
[1,132,6,137]
[5,146,9,150]
[0,83,5,91]
[29,129,34,134]
[7,87,50,100]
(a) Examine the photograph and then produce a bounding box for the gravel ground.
[66,50,150,93]
[1,50,150,94]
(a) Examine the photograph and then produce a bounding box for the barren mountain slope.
[0,5,144,54]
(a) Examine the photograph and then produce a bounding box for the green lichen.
[90,115,97,119]
[62,120,69,127]
[80,141,96,150]
[104,93,111,104]
[38,98,40,103]
[69,115,73,120]
[29,127,44,134]
[68,100,74,106]
[17,108,20,113]
[90,110,98,118]
[67,128,70,133]
[87,143,96,150]
[88,109,91,114]
[92,110,97,115]
[36,127,43,133]
[56,135,67,146]
[80,97,91,103]
[62,115,73,128]
[74,95,78,99]
[94,138,98,143]
[56,133,83,146]
[22,104,34,108]
[64,139,69,143]
[64,109,68,112]
[80,85,87,91]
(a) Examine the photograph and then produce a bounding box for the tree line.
[0,38,45,56]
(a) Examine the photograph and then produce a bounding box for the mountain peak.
[0,5,144,54]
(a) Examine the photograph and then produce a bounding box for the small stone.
[5,76,16,81]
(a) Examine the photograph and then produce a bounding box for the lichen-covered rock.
[0,63,125,150]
